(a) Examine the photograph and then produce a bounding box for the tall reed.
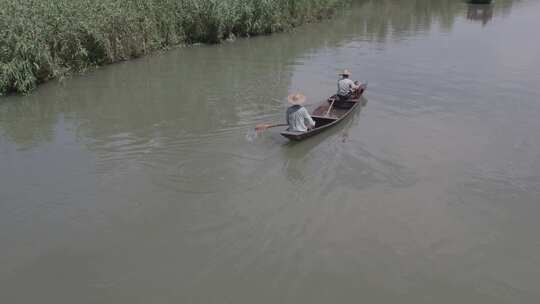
[0,0,343,95]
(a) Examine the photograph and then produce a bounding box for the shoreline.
[0,0,346,96]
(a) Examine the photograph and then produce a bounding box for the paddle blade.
[255,123,273,132]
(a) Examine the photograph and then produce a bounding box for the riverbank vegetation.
[0,0,344,95]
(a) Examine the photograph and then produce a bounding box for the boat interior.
[310,99,358,125]
[311,116,337,128]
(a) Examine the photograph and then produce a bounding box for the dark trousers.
[337,93,352,102]
[335,93,352,107]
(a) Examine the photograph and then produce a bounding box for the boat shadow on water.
[277,96,368,186]
[278,96,413,189]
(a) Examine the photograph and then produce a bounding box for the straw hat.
[287,93,306,105]
[339,69,351,76]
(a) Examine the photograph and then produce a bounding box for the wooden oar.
[325,98,336,117]
[255,123,288,132]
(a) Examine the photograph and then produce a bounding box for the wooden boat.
[280,83,367,141]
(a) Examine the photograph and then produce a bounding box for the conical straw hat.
[287,93,306,105]
[339,69,351,76]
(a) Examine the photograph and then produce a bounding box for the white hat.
[339,69,351,76]
[287,93,306,105]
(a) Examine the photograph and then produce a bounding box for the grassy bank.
[0,0,343,95]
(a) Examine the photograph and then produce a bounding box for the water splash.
[245,129,259,142]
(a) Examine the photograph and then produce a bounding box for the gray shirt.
[337,78,356,96]
[286,105,316,132]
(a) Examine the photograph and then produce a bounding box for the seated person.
[286,93,315,132]
[337,69,360,102]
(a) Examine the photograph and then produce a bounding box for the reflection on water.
[467,4,494,25]
[2,0,540,303]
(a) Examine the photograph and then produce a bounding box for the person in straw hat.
[286,93,315,132]
[337,69,360,102]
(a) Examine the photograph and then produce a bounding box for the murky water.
[2,0,540,302]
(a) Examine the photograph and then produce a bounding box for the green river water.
[1,0,540,303]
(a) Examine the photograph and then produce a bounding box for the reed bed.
[0,0,343,95]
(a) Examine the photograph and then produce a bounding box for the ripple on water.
[151,149,272,195]
[91,124,281,195]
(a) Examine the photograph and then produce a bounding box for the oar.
[325,97,336,117]
[255,123,288,132]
